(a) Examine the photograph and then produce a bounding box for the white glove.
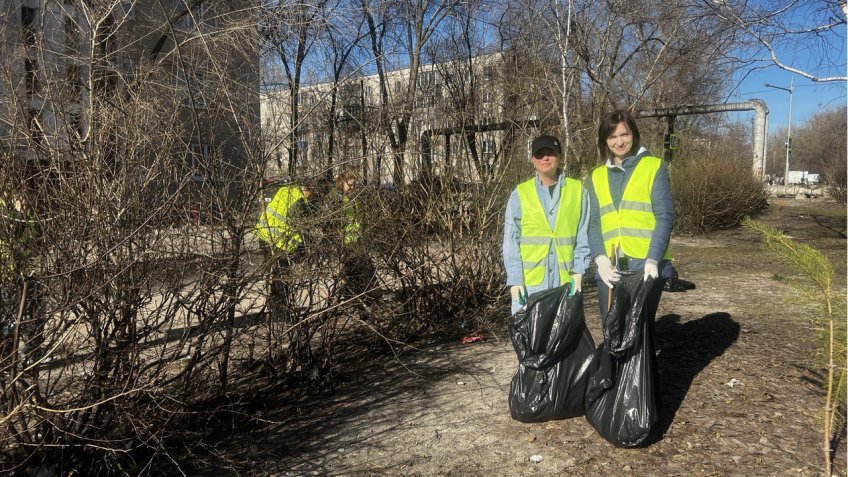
[571,273,583,294]
[595,255,621,288]
[643,261,658,282]
[510,285,526,305]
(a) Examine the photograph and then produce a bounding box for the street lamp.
[764,78,793,185]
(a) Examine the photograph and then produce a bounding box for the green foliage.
[744,218,833,292]
[744,217,847,472]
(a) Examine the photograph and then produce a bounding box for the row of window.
[23,58,207,108]
[417,65,496,87]
[292,137,498,157]
[23,108,208,176]
[300,75,498,108]
[18,1,206,49]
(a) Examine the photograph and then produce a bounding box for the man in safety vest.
[255,181,314,329]
[587,109,674,319]
[502,134,591,315]
[255,182,313,254]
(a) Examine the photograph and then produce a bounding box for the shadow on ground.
[198,336,504,476]
[650,312,740,443]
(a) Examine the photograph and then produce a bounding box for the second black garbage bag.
[508,284,596,423]
[585,271,659,447]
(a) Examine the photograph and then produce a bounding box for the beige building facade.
[261,52,532,185]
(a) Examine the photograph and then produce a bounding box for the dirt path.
[212,198,846,476]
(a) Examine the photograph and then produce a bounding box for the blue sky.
[724,1,846,135]
[728,66,846,135]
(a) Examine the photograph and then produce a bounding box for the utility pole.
[764,78,793,184]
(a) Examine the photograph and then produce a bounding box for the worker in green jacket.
[334,172,374,314]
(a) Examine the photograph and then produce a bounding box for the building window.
[66,64,82,100]
[21,7,37,46]
[482,90,494,104]
[25,60,39,95]
[187,142,209,181]
[450,140,461,158]
[482,139,495,155]
[482,66,494,81]
[418,70,435,88]
[119,60,136,87]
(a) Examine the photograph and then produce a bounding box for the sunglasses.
[532,149,558,159]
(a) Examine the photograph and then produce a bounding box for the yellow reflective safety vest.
[591,156,672,259]
[517,177,582,286]
[341,195,361,246]
[254,185,305,252]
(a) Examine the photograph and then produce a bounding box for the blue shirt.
[586,147,674,275]
[503,171,591,314]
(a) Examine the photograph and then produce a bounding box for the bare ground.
[208,198,846,476]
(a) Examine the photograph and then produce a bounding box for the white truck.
[786,170,807,185]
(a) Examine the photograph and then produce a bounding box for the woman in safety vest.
[587,109,674,320]
[503,134,591,315]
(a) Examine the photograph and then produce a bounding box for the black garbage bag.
[585,271,658,447]
[508,284,596,423]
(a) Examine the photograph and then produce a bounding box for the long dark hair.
[597,110,641,160]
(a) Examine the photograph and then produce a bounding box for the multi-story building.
[0,0,259,219]
[261,51,541,185]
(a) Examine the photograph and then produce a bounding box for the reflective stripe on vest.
[591,156,671,259]
[517,177,582,286]
[254,185,304,251]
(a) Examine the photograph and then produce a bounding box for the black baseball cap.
[531,135,561,156]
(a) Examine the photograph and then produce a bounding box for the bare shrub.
[670,155,768,234]
[824,157,847,204]
[350,177,506,341]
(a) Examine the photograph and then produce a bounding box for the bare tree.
[0,0,263,472]
[262,0,330,175]
[360,0,458,185]
[701,0,847,83]
[319,1,367,178]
